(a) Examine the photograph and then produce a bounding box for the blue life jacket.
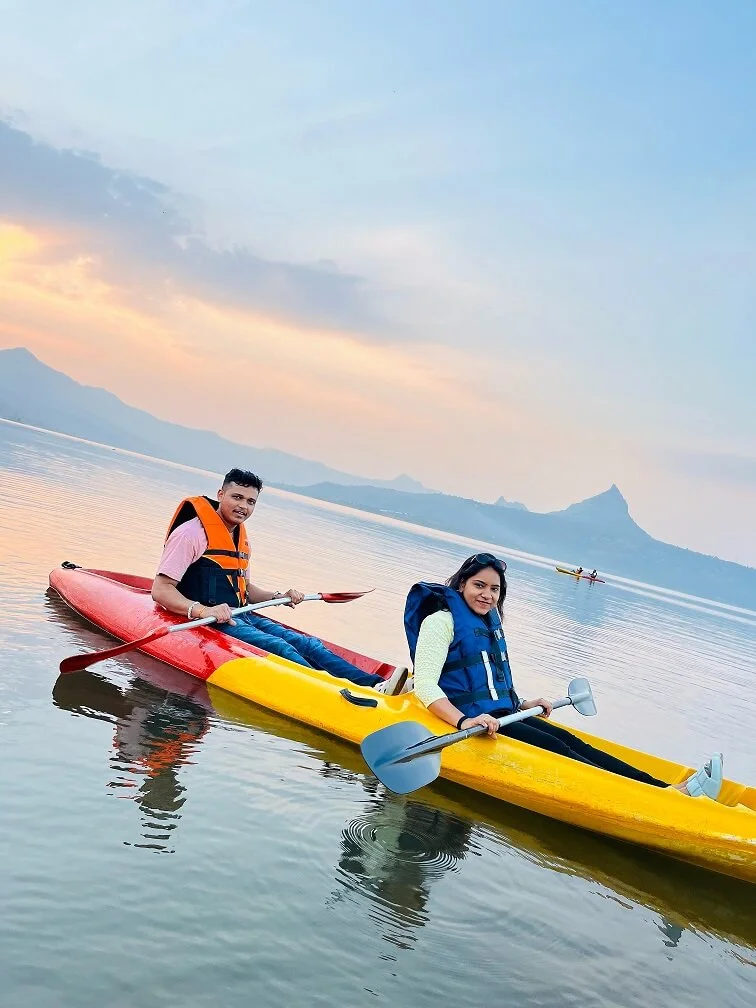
[404,583,519,718]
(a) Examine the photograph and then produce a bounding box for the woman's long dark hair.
[446,553,508,618]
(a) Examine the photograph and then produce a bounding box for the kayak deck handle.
[339,688,378,708]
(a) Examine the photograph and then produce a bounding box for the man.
[152,468,407,694]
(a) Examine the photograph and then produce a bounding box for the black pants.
[499,717,668,788]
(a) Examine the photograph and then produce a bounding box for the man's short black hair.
[222,468,263,492]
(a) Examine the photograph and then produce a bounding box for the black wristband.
[456,715,468,730]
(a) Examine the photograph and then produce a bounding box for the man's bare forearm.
[152,574,199,616]
[245,581,278,604]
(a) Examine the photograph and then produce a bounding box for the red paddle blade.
[319,589,374,603]
[59,627,168,674]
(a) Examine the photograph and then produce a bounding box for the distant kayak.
[555,567,605,584]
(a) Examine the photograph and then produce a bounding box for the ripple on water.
[330,795,479,947]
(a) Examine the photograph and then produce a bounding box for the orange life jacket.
[166,495,249,607]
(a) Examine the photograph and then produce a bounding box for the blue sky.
[1,1,754,563]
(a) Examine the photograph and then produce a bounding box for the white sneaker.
[373,667,409,696]
[684,753,724,800]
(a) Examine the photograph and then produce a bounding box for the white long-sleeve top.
[412,609,456,708]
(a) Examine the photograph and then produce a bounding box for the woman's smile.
[461,568,502,615]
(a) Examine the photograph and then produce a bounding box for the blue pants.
[219,613,381,687]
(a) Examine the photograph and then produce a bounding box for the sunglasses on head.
[462,552,507,573]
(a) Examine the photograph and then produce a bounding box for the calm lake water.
[1,420,755,1008]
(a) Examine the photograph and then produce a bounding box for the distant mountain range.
[2,346,754,608]
[273,481,756,609]
[495,495,527,510]
[0,347,432,492]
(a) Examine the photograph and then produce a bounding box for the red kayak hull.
[49,566,395,681]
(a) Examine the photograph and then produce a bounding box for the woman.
[404,553,723,799]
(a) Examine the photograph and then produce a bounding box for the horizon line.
[3,416,754,620]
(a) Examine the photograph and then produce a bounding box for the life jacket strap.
[446,686,519,709]
[444,652,508,677]
[205,548,250,560]
[444,655,482,674]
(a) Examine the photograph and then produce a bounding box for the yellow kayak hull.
[208,653,756,883]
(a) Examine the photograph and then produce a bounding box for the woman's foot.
[672,753,724,800]
[374,667,409,696]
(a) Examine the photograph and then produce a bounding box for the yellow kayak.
[555,566,605,582]
[51,565,756,883]
[213,657,756,882]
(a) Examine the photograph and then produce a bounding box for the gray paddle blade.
[360,721,443,795]
[568,677,597,716]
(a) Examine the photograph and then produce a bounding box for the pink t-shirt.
[157,517,250,582]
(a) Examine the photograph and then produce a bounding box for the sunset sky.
[1,1,754,565]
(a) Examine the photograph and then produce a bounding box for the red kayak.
[49,565,396,682]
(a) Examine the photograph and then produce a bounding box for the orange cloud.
[4,218,753,564]
[0,223,43,260]
[0,221,523,474]
[0,218,638,521]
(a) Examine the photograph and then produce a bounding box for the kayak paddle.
[361,677,597,795]
[59,590,371,674]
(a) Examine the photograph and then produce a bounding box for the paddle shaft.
[394,696,573,763]
[164,593,323,633]
[59,591,351,672]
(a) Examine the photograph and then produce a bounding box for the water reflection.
[330,787,474,949]
[52,667,211,853]
[49,646,756,955]
[657,918,684,949]
[329,777,756,960]
[531,567,611,630]
[205,686,756,956]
